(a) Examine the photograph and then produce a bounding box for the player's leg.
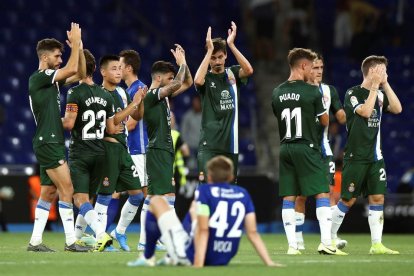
[279,145,300,255]
[106,193,120,231]
[294,196,306,250]
[367,161,399,254]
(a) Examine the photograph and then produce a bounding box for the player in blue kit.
[127,156,280,267]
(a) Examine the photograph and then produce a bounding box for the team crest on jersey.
[103,177,110,187]
[348,183,355,193]
[45,69,55,76]
[221,90,231,100]
[350,96,358,107]
[171,177,175,186]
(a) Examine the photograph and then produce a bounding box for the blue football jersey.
[126,79,148,154]
[186,183,255,266]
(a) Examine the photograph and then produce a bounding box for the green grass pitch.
[0,233,413,276]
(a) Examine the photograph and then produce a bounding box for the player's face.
[102,60,122,85]
[311,59,324,84]
[119,57,129,80]
[209,50,227,74]
[160,72,175,87]
[45,49,63,70]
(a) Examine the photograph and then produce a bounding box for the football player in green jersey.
[144,44,192,213]
[28,23,90,252]
[331,56,402,254]
[194,22,254,184]
[294,53,347,251]
[272,48,346,255]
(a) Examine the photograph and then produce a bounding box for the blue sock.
[106,198,120,231]
[144,211,161,259]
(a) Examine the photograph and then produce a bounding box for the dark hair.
[209,37,227,55]
[315,52,324,62]
[83,49,96,77]
[287,48,317,68]
[36,38,64,59]
[207,155,234,183]
[119,49,141,75]
[151,61,176,79]
[361,55,388,77]
[99,55,120,69]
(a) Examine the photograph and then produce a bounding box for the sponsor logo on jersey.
[220,90,234,111]
[348,183,355,193]
[221,90,231,99]
[103,177,110,187]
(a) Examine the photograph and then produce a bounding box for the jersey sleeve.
[144,88,160,108]
[243,190,255,214]
[329,85,343,114]
[195,79,206,95]
[32,69,58,90]
[65,88,79,113]
[195,185,211,216]
[314,88,327,116]
[345,89,364,114]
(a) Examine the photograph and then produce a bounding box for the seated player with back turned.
[127,156,282,267]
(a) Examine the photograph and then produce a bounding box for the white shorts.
[131,154,148,187]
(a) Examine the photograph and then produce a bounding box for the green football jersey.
[144,88,173,153]
[102,86,130,148]
[29,69,65,148]
[272,80,326,148]
[196,65,248,154]
[343,85,389,163]
[66,83,115,158]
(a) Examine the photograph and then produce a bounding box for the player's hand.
[206,27,213,52]
[227,21,237,46]
[267,261,286,267]
[114,123,124,134]
[368,65,384,88]
[171,44,186,66]
[67,22,81,45]
[380,69,388,86]
[132,86,148,105]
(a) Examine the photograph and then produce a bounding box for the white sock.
[282,208,297,249]
[139,198,149,244]
[94,202,108,231]
[316,206,332,246]
[331,205,346,240]
[116,200,138,234]
[74,214,87,240]
[158,209,188,259]
[58,201,76,246]
[295,212,305,245]
[368,209,384,244]
[84,209,106,240]
[29,201,51,246]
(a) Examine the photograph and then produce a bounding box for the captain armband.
[66,104,78,113]
[196,202,210,216]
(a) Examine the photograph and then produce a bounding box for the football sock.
[331,201,349,240]
[144,211,161,259]
[80,202,105,239]
[316,198,332,246]
[116,193,143,234]
[95,194,112,231]
[106,198,120,231]
[282,200,297,249]
[295,212,305,245]
[74,213,87,240]
[30,199,51,245]
[368,204,384,244]
[139,197,150,245]
[58,201,76,245]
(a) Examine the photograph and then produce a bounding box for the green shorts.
[341,159,387,200]
[33,144,66,186]
[279,143,329,197]
[323,155,335,185]
[147,148,174,195]
[197,150,238,184]
[69,154,104,196]
[97,141,141,194]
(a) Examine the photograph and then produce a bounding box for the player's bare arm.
[130,88,146,121]
[126,117,138,131]
[335,109,346,124]
[113,87,147,124]
[65,43,86,85]
[62,106,78,130]
[357,65,384,118]
[381,72,402,114]
[54,23,81,82]
[158,47,186,99]
[193,214,209,268]
[318,112,329,127]
[244,213,281,267]
[194,27,213,87]
[171,44,194,97]
[227,21,254,79]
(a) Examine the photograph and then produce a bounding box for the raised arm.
[65,43,86,85]
[227,21,253,79]
[357,65,384,118]
[381,73,402,114]
[158,45,187,99]
[54,23,81,82]
[194,27,213,87]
